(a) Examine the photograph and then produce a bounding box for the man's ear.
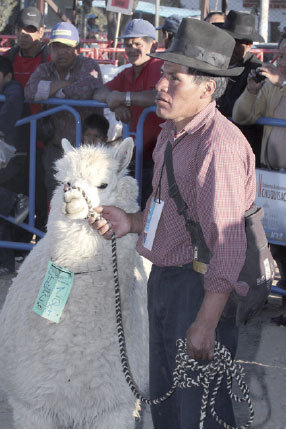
[150,40,158,53]
[39,27,45,40]
[201,79,216,100]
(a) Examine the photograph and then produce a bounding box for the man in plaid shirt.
[91,18,256,429]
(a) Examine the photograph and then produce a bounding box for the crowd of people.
[0,6,285,427]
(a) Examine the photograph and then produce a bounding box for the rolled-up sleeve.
[25,63,51,101]
[195,137,255,294]
[232,86,268,125]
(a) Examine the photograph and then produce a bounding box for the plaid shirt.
[137,102,256,294]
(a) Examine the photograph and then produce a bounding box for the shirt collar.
[169,101,216,141]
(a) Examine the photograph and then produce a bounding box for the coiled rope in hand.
[66,184,255,429]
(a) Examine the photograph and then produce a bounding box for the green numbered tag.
[33,261,74,323]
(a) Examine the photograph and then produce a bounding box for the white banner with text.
[255,168,286,245]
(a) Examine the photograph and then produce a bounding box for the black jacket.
[217,52,263,166]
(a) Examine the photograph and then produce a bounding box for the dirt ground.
[0,268,285,429]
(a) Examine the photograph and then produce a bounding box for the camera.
[254,71,266,83]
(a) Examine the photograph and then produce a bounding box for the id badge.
[143,198,164,251]
[33,261,74,323]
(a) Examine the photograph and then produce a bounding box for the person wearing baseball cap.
[25,21,103,203]
[93,18,164,208]
[86,13,99,39]
[6,6,48,88]
[156,14,182,49]
[5,6,50,236]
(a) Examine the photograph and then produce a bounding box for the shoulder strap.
[164,139,212,266]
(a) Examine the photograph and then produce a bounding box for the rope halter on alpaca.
[64,183,255,429]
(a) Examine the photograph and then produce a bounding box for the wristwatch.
[125,91,131,107]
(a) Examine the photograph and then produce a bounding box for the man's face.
[205,13,225,24]
[124,37,154,66]
[278,39,286,78]
[15,25,43,50]
[50,42,77,70]
[83,128,106,146]
[230,39,252,65]
[0,71,11,93]
[155,62,211,127]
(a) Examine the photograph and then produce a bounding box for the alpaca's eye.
[97,183,108,190]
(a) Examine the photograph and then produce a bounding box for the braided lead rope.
[64,184,255,429]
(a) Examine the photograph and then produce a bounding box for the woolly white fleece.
[0,138,151,429]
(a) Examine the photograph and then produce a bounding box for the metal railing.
[0,97,285,298]
[0,98,105,250]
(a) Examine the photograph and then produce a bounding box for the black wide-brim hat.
[222,10,264,43]
[149,18,244,77]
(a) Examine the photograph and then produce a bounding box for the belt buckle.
[193,260,208,275]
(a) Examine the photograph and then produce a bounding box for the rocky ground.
[0,266,285,429]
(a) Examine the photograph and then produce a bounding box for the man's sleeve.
[0,82,24,135]
[105,71,124,91]
[232,83,268,125]
[195,135,255,294]
[24,63,51,101]
[63,59,103,99]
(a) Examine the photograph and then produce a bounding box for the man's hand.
[256,64,285,87]
[247,68,266,95]
[114,105,131,123]
[89,206,143,240]
[49,80,71,97]
[106,90,126,111]
[186,322,216,361]
[185,290,231,361]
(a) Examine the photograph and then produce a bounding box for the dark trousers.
[0,187,17,216]
[0,156,28,268]
[147,264,238,429]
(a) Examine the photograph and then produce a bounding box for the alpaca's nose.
[64,182,72,192]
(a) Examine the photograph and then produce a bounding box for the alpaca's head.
[52,137,139,220]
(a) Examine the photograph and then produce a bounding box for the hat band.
[171,38,229,69]
[224,24,254,37]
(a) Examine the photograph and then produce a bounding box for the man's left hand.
[256,64,285,87]
[186,322,215,361]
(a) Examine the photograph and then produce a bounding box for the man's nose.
[156,75,168,91]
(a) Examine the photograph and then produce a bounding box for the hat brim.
[17,20,41,31]
[119,34,156,39]
[223,28,264,43]
[49,38,78,47]
[149,52,244,77]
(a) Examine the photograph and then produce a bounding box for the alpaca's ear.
[62,138,74,153]
[114,137,134,174]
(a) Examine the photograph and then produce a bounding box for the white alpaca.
[0,138,151,429]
